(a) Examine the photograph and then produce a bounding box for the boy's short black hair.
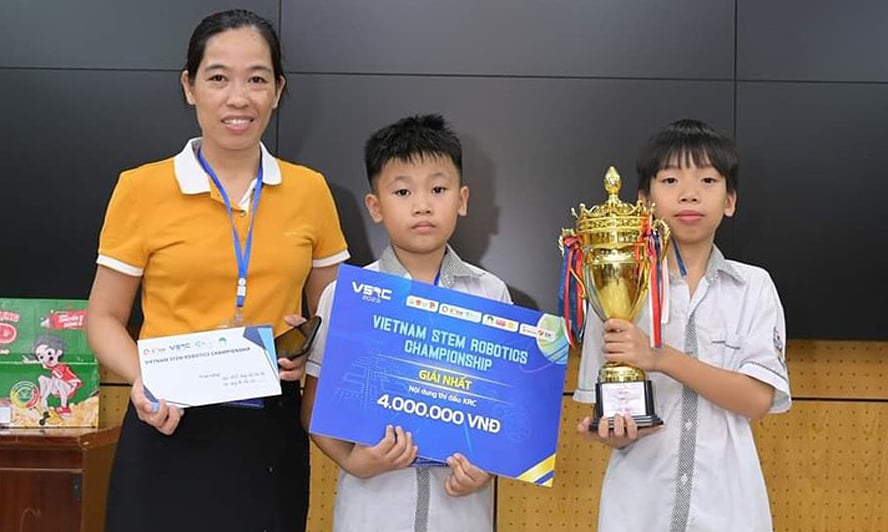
[636,119,738,195]
[364,114,463,188]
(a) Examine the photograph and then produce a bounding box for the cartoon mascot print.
[32,335,82,418]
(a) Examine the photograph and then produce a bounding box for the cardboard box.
[0,299,99,427]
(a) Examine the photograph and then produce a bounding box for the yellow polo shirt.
[97,138,349,339]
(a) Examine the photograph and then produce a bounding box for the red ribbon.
[560,235,587,348]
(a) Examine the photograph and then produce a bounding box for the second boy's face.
[365,156,468,258]
[640,161,736,248]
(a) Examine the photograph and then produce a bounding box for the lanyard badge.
[197,148,264,326]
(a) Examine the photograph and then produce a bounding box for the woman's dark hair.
[184,9,285,87]
[636,119,738,195]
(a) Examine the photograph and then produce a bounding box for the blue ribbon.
[197,148,264,314]
[671,236,688,278]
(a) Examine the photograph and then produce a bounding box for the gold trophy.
[559,166,669,428]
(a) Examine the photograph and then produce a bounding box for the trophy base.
[590,413,664,430]
[590,380,663,430]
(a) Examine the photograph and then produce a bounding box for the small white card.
[138,326,281,408]
[600,381,648,418]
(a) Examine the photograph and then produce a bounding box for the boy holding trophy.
[571,119,791,531]
[302,114,509,531]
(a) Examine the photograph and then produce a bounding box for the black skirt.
[105,381,309,532]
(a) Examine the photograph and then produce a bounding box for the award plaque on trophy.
[559,166,670,428]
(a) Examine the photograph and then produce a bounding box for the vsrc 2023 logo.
[352,281,392,303]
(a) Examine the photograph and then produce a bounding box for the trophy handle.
[558,228,576,256]
[558,228,586,298]
[558,228,588,346]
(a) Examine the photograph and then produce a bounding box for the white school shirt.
[307,245,512,532]
[574,247,791,532]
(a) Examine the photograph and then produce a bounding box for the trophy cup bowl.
[561,166,669,429]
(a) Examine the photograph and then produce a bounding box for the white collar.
[172,137,282,195]
[378,244,480,288]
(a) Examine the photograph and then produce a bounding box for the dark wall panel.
[0,69,276,298]
[2,1,885,340]
[281,0,734,78]
[738,0,888,82]
[0,0,278,69]
[278,75,732,312]
[735,82,888,339]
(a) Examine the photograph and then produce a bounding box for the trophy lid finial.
[567,165,654,231]
[604,166,621,197]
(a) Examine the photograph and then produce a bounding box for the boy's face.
[365,155,469,259]
[640,160,736,248]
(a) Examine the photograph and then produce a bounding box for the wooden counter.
[0,426,120,532]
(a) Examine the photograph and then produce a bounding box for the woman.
[86,10,348,532]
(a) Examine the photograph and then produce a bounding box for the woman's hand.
[278,314,308,381]
[131,375,184,436]
[277,355,307,382]
[444,453,490,497]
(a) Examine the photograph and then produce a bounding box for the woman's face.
[180,27,285,156]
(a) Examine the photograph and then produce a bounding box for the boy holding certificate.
[574,119,792,531]
[302,114,509,531]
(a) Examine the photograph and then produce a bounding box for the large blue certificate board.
[310,264,568,486]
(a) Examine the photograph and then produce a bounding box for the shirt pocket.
[707,328,745,370]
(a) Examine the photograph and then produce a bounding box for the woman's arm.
[85,265,183,434]
[304,264,340,315]
[85,265,140,383]
[278,263,342,381]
